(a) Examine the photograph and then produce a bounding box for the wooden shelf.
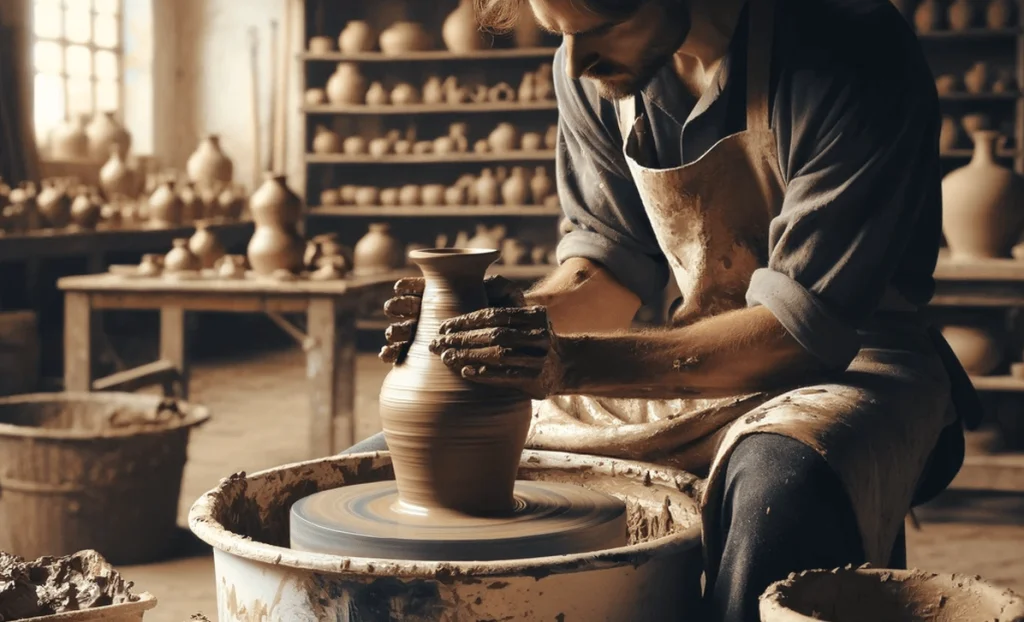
[918,28,1020,40]
[934,256,1024,282]
[305,151,556,164]
[310,205,562,217]
[303,102,557,115]
[971,375,1024,392]
[940,92,1021,101]
[299,47,558,62]
[951,452,1024,492]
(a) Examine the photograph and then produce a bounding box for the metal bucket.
[760,566,1024,621]
[189,450,706,621]
[27,593,157,621]
[0,393,209,564]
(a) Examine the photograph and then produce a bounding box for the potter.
[357,0,978,620]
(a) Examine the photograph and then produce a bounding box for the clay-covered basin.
[760,566,1024,621]
[188,450,705,621]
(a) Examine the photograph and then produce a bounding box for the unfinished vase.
[246,174,304,275]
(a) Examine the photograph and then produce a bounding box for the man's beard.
[588,50,677,100]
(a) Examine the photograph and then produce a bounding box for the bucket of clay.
[189,450,706,621]
[760,566,1024,622]
[0,393,209,565]
[26,593,157,621]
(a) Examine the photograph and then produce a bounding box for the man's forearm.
[553,305,827,399]
[524,258,642,333]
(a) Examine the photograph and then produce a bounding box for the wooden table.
[58,271,397,456]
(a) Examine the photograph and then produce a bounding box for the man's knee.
[723,433,841,513]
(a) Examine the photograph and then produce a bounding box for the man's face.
[529,0,691,99]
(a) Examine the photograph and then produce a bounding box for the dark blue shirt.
[553,0,943,368]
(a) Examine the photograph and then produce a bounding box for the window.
[32,0,122,142]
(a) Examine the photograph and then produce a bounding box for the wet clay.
[0,550,138,620]
[760,565,1024,622]
[378,248,533,516]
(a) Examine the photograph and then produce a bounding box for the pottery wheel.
[290,480,628,561]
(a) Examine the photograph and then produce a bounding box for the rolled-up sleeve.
[746,38,940,370]
[552,47,669,304]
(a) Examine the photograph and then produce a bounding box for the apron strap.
[615,95,637,147]
[745,0,778,133]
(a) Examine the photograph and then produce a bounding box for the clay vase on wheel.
[942,130,1024,259]
[246,174,305,275]
[379,248,533,516]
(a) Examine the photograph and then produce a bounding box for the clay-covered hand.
[378,275,526,365]
[428,305,562,400]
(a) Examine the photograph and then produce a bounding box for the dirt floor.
[112,346,1024,622]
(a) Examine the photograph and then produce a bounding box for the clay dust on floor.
[116,348,1024,622]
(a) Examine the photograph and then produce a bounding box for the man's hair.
[474,0,647,32]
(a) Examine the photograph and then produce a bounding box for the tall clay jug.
[246,174,304,274]
[86,111,131,162]
[186,135,234,189]
[379,248,532,516]
[49,115,89,160]
[442,0,486,53]
[942,130,1024,259]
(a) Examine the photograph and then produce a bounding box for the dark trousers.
[340,432,905,622]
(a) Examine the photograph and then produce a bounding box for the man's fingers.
[440,346,546,370]
[385,319,417,344]
[484,275,526,307]
[379,342,409,365]
[383,296,421,320]
[429,327,547,353]
[394,277,425,297]
[438,306,547,334]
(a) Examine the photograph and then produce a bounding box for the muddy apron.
[527,0,956,571]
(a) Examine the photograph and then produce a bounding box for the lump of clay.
[0,550,139,621]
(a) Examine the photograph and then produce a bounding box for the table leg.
[160,307,189,398]
[307,298,356,457]
[64,292,93,392]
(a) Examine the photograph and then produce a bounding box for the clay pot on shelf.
[390,83,420,106]
[444,184,468,206]
[939,116,961,152]
[180,183,204,223]
[379,248,532,514]
[935,74,960,95]
[535,64,554,101]
[137,254,163,277]
[49,115,89,160]
[530,167,553,204]
[422,76,445,105]
[394,139,414,155]
[340,185,358,204]
[514,0,543,47]
[449,123,469,152]
[964,62,990,94]
[339,21,375,53]
[488,83,516,103]
[189,220,226,269]
[443,76,471,104]
[518,73,536,102]
[521,132,543,151]
[149,181,183,228]
[531,245,549,265]
[501,166,529,205]
[993,70,1016,94]
[247,174,305,275]
[353,223,403,275]
[433,136,456,155]
[326,63,367,105]
[99,148,134,199]
[187,135,234,189]
[70,190,101,230]
[399,185,421,206]
[473,139,490,154]
[305,87,327,106]
[475,168,499,205]
[502,238,529,265]
[368,137,391,158]
[467,223,505,249]
[961,113,992,136]
[86,111,131,162]
[942,130,1024,260]
[312,125,342,154]
[413,141,433,155]
[379,21,431,55]
[913,0,943,32]
[304,232,350,270]
[354,186,380,207]
[379,187,399,206]
[37,183,70,229]
[215,255,246,279]
[365,82,389,106]
[318,188,339,206]
[987,0,1014,28]
[488,123,519,152]
[218,184,246,221]
[343,135,368,155]
[545,125,558,150]
[443,0,486,53]
[941,325,1002,376]
[946,0,976,30]
[308,36,334,54]
[164,238,202,274]
[421,184,445,206]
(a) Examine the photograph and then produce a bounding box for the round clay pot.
[947,0,976,30]
[312,125,342,154]
[941,325,1002,376]
[187,135,234,190]
[399,185,421,206]
[501,167,529,205]
[390,83,420,106]
[935,74,961,95]
[180,183,203,224]
[914,0,943,32]
[379,248,531,514]
[340,185,358,204]
[393,139,413,155]
[531,245,549,265]
[70,190,101,230]
[339,20,375,54]
[379,187,400,206]
[964,62,990,94]
[473,139,490,154]
[961,113,992,135]
[939,116,961,153]
[353,223,403,275]
[379,21,431,55]
[760,566,1024,622]
[501,238,529,265]
[354,186,379,207]
[165,238,201,273]
[444,184,467,206]
[218,184,246,221]
[987,0,1014,28]
[215,255,246,279]
[247,174,304,275]
[535,64,554,101]
[530,167,553,204]
[443,0,486,53]
[545,125,557,150]
[325,62,367,105]
[521,132,543,151]
[489,123,519,152]
[476,169,499,205]
[305,88,327,106]
[86,111,132,162]
[421,184,445,206]
[942,131,1024,259]
[343,135,368,155]
[413,141,433,155]
[422,76,445,105]
[433,136,456,155]
[368,137,391,158]
[518,73,536,102]
[189,220,226,269]
[138,254,163,277]
[365,82,389,106]
[308,36,334,54]
[149,181,183,228]
[99,148,134,199]
[49,115,89,160]
[320,188,341,206]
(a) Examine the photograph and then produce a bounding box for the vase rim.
[409,247,500,260]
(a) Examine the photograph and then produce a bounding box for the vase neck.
[972,132,1000,165]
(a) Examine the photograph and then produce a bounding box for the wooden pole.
[268,19,279,173]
